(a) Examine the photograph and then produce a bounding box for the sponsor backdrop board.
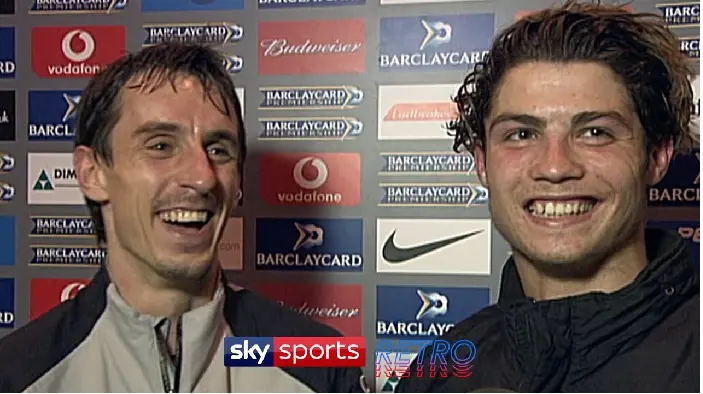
[0,0,698,392]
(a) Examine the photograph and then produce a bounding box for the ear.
[473,143,489,187]
[646,138,675,186]
[73,146,109,203]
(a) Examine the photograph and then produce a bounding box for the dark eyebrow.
[132,121,238,147]
[132,121,181,137]
[489,110,631,130]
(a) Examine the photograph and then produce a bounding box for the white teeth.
[528,201,594,217]
[158,209,209,223]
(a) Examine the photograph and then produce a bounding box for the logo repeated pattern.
[0,1,698,393]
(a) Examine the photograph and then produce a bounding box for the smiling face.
[91,74,242,282]
[475,62,672,270]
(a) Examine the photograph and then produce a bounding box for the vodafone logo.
[61,30,95,62]
[293,157,328,190]
[32,25,125,78]
[60,282,86,302]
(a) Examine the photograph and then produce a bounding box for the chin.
[152,253,216,281]
[519,241,606,278]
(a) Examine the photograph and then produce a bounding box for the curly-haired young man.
[395,1,699,392]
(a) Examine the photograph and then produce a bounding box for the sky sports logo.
[259,153,361,206]
[224,337,365,368]
[379,14,493,72]
[0,27,15,79]
[376,285,489,339]
[28,90,81,141]
[256,218,363,272]
[32,26,126,78]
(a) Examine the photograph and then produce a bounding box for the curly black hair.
[448,0,696,157]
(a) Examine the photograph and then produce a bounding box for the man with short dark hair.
[0,43,366,393]
[396,1,699,392]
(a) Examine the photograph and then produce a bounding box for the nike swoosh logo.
[382,229,484,264]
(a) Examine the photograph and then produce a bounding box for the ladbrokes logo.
[256,218,364,272]
[376,285,489,339]
[378,84,460,140]
[260,153,361,206]
[379,14,493,72]
[254,282,363,336]
[0,90,15,141]
[258,19,366,75]
[32,26,126,78]
[30,278,91,320]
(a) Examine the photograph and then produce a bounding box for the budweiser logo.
[276,300,360,319]
[384,102,458,122]
[260,39,364,57]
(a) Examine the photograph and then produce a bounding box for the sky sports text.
[376,339,476,378]
[224,337,365,368]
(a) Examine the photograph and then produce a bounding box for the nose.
[176,146,217,194]
[528,136,585,183]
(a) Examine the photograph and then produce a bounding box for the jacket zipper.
[156,320,182,393]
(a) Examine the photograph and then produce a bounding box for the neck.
[105,244,220,318]
[513,229,648,301]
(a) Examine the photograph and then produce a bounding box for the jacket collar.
[497,228,696,305]
[495,228,699,389]
[96,266,227,392]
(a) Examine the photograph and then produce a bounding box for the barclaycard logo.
[256,219,363,270]
[379,16,489,70]
[259,117,363,140]
[142,22,243,46]
[657,2,700,26]
[648,152,699,203]
[259,86,363,110]
[222,55,243,74]
[680,37,699,59]
[31,246,106,266]
[0,152,15,172]
[380,152,475,174]
[377,289,454,337]
[379,183,488,207]
[0,182,14,201]
[30,0,128,13]
[30,216,95,236]
[29,92,80,140]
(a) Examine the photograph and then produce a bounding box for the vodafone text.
[376,339,476,379]
[224,337,365,367]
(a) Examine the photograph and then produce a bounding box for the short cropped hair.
[74,43,246,245]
